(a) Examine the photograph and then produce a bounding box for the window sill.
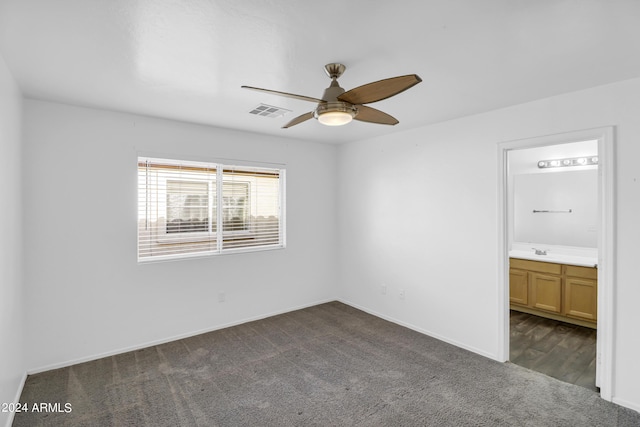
[137,243,286,264]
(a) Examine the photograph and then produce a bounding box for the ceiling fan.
[242,63,422,128]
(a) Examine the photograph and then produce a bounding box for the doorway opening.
[497,127,614,401]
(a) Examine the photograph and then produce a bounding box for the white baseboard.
[337,298,499,362]
[612,397,640,415]
[4,371,28,427]
[28,298,335,375]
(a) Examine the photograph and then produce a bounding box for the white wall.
[0,54,23,427]
[338,77,640,412]
[22,100,338,371]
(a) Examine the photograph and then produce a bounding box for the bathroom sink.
[508,250,597,267]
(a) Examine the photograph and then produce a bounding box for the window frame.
[138,156,286,262]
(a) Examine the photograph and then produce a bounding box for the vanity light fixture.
[537,156,598,169]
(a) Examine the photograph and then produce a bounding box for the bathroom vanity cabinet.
[509,258,597,328]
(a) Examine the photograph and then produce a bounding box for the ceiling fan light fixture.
[314,102,358,126]
[318,111,353,126]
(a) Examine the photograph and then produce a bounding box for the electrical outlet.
[381,284,387,295]
[399,289,405,300]
[218,291,226,303]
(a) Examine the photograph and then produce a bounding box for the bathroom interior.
[507,139,599,391]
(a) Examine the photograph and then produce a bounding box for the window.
[138,157,285,262]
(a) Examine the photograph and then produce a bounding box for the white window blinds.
[138,157,285,262]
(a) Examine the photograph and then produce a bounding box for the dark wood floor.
[510,310,597,391]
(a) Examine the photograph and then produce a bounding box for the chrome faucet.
[532,248,547,255]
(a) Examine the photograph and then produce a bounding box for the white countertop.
[509,250,597,267]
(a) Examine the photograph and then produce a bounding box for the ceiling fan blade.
[282,111,315,128]
[241,86,325,104]
[338,74,422,105]
[353,105,399,125]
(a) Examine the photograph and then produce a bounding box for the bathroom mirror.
[513,170,597,248]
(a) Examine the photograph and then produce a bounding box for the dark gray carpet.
[14,302,640,426]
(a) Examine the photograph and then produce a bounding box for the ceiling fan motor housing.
[315,76,359,124]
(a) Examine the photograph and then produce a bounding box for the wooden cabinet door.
[509,268,529,306]
[565,277,597,322]
[531,273,562,313]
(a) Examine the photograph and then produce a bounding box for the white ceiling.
[1,0,640,144]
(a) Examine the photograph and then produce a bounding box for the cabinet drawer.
[565,265,597,280]
[510,258,562,275]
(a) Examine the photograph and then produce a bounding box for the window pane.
[222,169,281,250]
[138,160,217,260]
